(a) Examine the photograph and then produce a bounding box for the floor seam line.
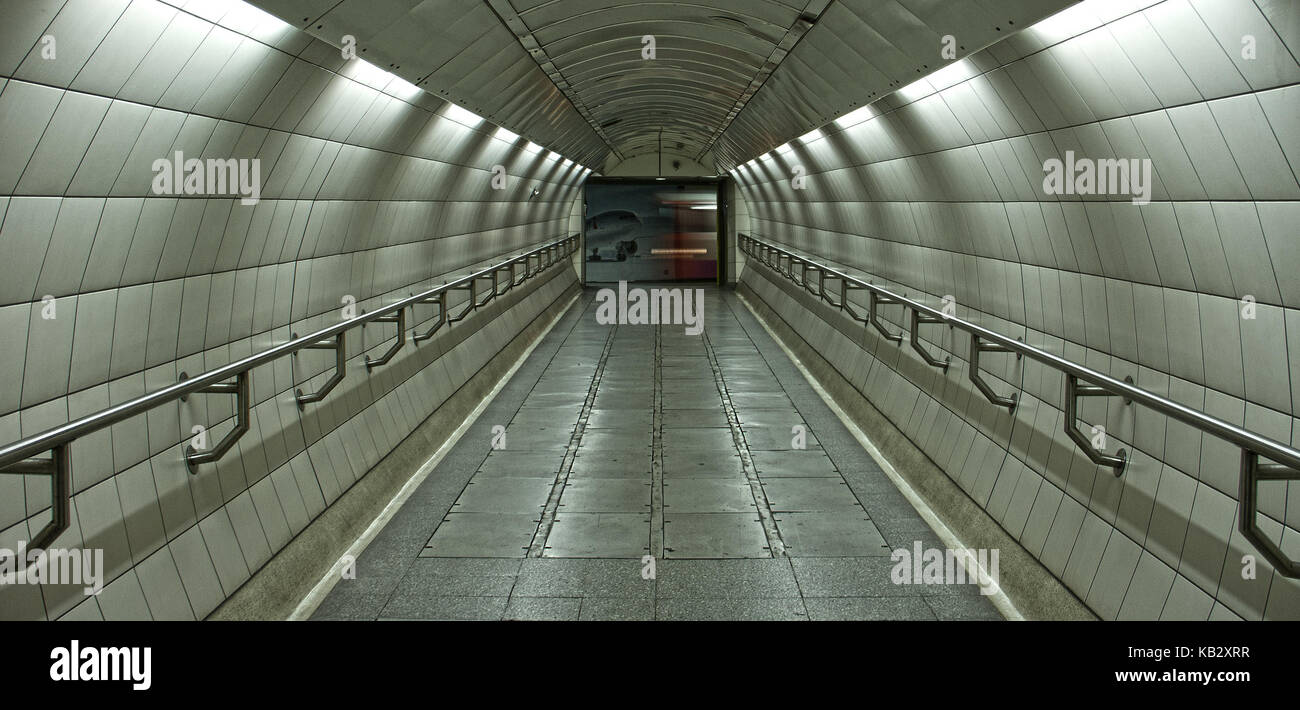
[651,322,665,559]
[701,306,786,558]
[525,307,619,558]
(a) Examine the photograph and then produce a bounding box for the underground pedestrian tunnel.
[0,0,1297,622]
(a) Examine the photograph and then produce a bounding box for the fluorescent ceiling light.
[834,105,876,129]
[444,103,482,127]
[562,158,573,166]
[927,58,976,90]
[523,141,543,154]
[342,60,422,99]
[776,142,794,154]
[494,126,520,142]
[220,1,291,35]
[187,0,236,23]
[385,74,422,99]
[348,59,391,88]
[1029,2,1104,44]
[896,77,933,102]
[798,128,822,143]
[690,205,717,210]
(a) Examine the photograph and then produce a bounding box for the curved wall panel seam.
[0,0,589,620]
[733,0,1300,620]
[0,73,571,184]
[5,267,577,620]
[748,259,1289,531]
[742,214,1292,324]
[743,264,1292,620]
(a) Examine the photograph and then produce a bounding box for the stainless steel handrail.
[740,233,1300,578]
[0,234,579,550]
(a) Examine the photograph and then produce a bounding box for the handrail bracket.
[821,274,843,307]
[364,309,406,371]
[295,332,346,409]
[909,309,950,370]
[970,334,1021,413]
[185,371,251,474]
[1064,374,1128,475]
[1239,451,1300,577]
[737,234,1300,575]
[475,275,496,308]
[413,292,447,344]
[841,281,870,325]
[0,444,71,549]
[447,282,475,324]
[802,264,821,296]
[867,290,903,342]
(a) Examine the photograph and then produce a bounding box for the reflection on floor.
[313,286,1002,620]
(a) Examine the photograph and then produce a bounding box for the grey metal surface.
[0,236,578,467]
[743,233,1300,578]
[662,450,747,477]
[544,513,651,557]
[422,513,540,557]
[742,234,1300,472]
[452,478,554,513]
[774,512,892,556]
[246,1,1076,171]
[661,409,731,428]
[664,479,758,513]
[664,514,771,558]
[0,235,579,552]
[477,451,566,477]
[247,0,610,167]
[316,287,1003,620]
[559,479,652,513]
[762,478,864,512]
[751,450,839,477]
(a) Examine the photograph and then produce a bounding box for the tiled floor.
[312,286,1003,621]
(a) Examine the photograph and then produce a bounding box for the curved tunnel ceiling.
[250,0,1079,172]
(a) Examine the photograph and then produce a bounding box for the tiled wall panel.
[0,0,586,619]
[735,0,1299,620]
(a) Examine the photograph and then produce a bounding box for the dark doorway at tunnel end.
[582,177,725,286]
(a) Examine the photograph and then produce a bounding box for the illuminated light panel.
[689,205,717,210]
[341,60,421,99]
[896,77,934,102]
[834,105,876,129]
[798,128,823,143]
[444,103,483,127]
[926,58,976,91]
[347,59,392,89]
[524,141,543,154]
[495,126,520,142]
[651,248,708,255]
[385,73,422,100]
[1029,1,1105,44]
[776,142,794,154]
[216,0,292,37]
